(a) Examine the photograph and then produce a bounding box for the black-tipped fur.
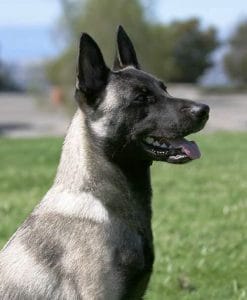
[113,25,140,70]
[77,33,109,98]
[0,26,209,300]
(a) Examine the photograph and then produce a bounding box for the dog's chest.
[105,220,154,298]
[105,186,154,276]
[117,234,153,274]
[108,218,154,276]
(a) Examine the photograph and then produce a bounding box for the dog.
[0,26,209,299]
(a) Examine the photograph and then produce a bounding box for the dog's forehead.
[100,68,163,112]
[110,67,160,91]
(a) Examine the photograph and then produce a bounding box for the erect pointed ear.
[77,33,109,96]
[113,25,140,70]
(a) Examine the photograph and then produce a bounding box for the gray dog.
[0,26,209,299]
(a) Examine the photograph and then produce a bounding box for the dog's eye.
[134,94,146,103]
[133,94,156,105]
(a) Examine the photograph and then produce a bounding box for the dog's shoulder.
[37,188,110,223]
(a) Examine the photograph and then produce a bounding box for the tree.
[47,0,149,88]
[224,20,247,84]
[168,19,218,82]
[46,0,218,88]
[0,60,20,91]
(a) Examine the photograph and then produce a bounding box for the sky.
[0,0,61,27]
[156,0,247,39]
[0,0,246,31]
[0,0,246,62]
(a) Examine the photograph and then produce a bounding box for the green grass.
[0,133,247,299]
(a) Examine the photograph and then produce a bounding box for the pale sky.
[0,0,246,62]
[0,0,61,27]
[0,0,246,33]
[156,0,247,38]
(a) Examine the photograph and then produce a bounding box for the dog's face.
[75,26,209,164]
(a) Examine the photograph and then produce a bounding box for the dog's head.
[75,26,209,164]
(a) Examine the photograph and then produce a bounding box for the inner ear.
[113,25,140,70]
[77,33,109,97]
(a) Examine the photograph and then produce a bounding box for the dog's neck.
[54,110,152,210]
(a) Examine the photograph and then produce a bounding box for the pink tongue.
[168,138,201,160]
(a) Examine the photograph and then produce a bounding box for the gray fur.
[0,26,209,299]
[0,110,152,299]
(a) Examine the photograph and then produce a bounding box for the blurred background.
[1,1,247,299]
[0,0,247,136]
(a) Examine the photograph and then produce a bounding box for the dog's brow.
[134,86,149,95]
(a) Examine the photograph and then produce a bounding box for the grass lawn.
[0,133,246,299]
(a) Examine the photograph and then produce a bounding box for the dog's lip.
[141,136,201,163]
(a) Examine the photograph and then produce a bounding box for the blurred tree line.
[46,0,218,90]
[224,19,247,84]
[0,57,20,91]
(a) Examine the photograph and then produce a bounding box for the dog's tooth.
[161,143,167,149]
[153,141,160,147]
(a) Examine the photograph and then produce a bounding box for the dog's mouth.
[141,136,201,164]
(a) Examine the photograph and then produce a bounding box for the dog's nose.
[190,104,210,120]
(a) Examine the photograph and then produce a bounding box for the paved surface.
[0,93,70,137]
[0,88,247,137]
[200,94,247,132]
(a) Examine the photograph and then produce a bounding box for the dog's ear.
[77,33,109,97]
[113,25,140,70]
